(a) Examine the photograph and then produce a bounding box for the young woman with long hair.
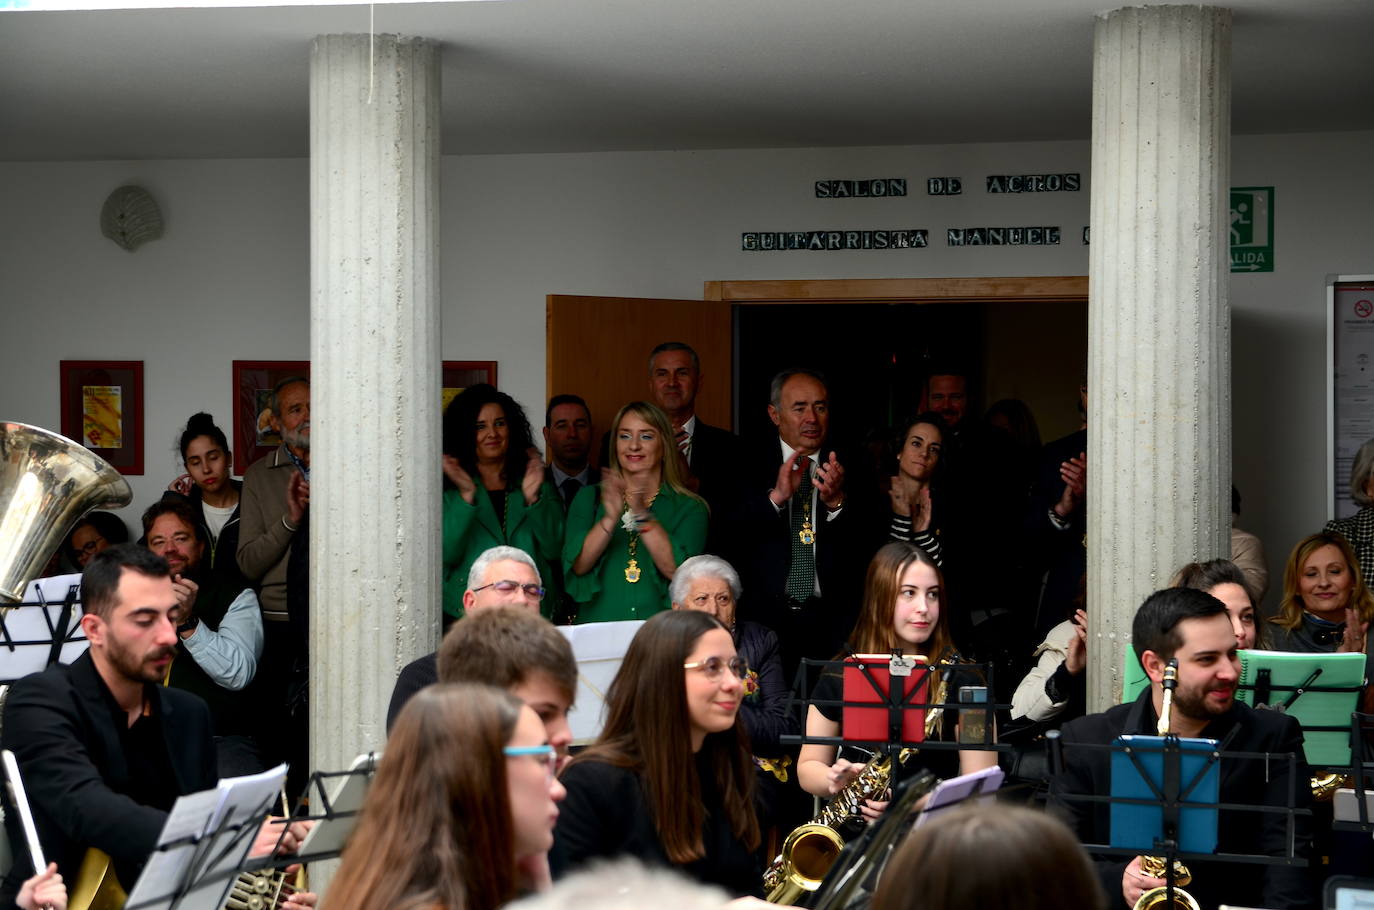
[1172,558,1266,650]
[551,610,761,896]
[442,385,563,622]
[883,412,948,564]
[797,541,997,812]
[562,402,708,623]
[326,684,564,910]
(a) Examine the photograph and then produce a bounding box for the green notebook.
[1121,641,1149,703]
[1236,650,1365,767]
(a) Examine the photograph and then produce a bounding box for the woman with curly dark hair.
[442,385,563,621]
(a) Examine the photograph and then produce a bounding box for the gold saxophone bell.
[764,823,846,904]
[1311,771,1352,802]
[1132,855,1200,910]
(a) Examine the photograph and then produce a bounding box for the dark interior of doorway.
[731,299,1089,448]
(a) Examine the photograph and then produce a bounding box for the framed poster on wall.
[1328,275,1374,519]
[59,360,144,474]
[232,360,310,475]
[442,361,498,411]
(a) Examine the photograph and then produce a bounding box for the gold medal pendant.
[625,559,642,583]
[799,521,815,545]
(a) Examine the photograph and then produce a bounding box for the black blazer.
[1025,428,1088,637]
[1049,690,1314,910]
[0,652,217,902]
[726,438,875,678]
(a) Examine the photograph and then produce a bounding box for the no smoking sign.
[1355,299,1373,318]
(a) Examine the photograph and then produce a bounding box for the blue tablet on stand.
[1109,734,1220,854]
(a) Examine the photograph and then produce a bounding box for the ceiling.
[2,0,1371,161]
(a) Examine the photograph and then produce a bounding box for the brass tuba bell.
[0,421,132,604]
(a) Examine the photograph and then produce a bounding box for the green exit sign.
[1231,187,1274,273]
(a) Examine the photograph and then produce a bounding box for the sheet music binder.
[1235,650,1364,766]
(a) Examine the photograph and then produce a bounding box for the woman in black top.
[552,610,762,896]
[884,413,948,565]
[797,541,997,817]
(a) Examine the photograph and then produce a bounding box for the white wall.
[2,132,1370,606]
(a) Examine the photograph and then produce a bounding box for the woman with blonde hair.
[798,541,997,815]
[563,401,708,623]
[326,684,564,910]
[1270,531,1374,657]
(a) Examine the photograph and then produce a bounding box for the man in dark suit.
[1050,587,1313,910]
[646,341,741,521]
[543,394,593,509]
[1026,381,1088,639]
[730,368,870,682]
[0,544,305,904]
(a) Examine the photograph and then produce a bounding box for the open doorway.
[732,299,1088,449]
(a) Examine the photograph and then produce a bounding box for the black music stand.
[123,788,280,910]
[0,574,87,684]
[287,753,381,863]
[1046,727,1310,908]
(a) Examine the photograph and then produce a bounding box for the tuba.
[0,421,132,604]
[1132,660,1200,910]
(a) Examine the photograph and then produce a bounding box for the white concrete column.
[1086,6,1232,711]
[309,34,441,774]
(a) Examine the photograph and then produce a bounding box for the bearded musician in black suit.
[0,545,313,907]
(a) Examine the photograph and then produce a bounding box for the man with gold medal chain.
[563,402,708,623]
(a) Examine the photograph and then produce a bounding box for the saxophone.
[763,747,918,904]
[1132,659,1201,910]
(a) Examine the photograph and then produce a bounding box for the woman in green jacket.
[442,384,563,621]
[563,401,708,623]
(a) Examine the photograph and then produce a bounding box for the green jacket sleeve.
[562,484,607,604]
[664,490,709,566]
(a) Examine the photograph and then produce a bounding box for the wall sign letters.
[742,230,928,251]
[815,179,907,198]
[947,226,1061,246]
[986,173,1080,193]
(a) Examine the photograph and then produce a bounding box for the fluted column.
[309,34,441,774]
[1086,6,1232,711]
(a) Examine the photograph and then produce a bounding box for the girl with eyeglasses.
[797,541,997,818]
[552,610,762,896]
[326,683,565,910]
[562,402,708,624]
[442,385,564,624]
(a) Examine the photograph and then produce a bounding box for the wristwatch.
[177,616,199,637]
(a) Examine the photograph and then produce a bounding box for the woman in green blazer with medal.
[442,384,563,622]
[564,401,708,623]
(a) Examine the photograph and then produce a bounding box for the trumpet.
[1133,659,1200,910]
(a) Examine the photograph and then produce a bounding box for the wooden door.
[546,295,733,459]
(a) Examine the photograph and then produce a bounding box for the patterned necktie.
[785,459,816,602]
[676,427,691,465]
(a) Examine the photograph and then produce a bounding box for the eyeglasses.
[472,580,546,600]
[504,744,558,783]
[683,656,748,681]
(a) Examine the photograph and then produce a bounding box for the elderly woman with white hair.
[1326,437,1374,589]
[670,554,797,821]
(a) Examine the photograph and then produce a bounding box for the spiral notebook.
[1235,650,1365,766]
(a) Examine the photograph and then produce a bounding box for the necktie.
[785,459,816,602]
[676,427,691,465]
[560,476,582,507]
